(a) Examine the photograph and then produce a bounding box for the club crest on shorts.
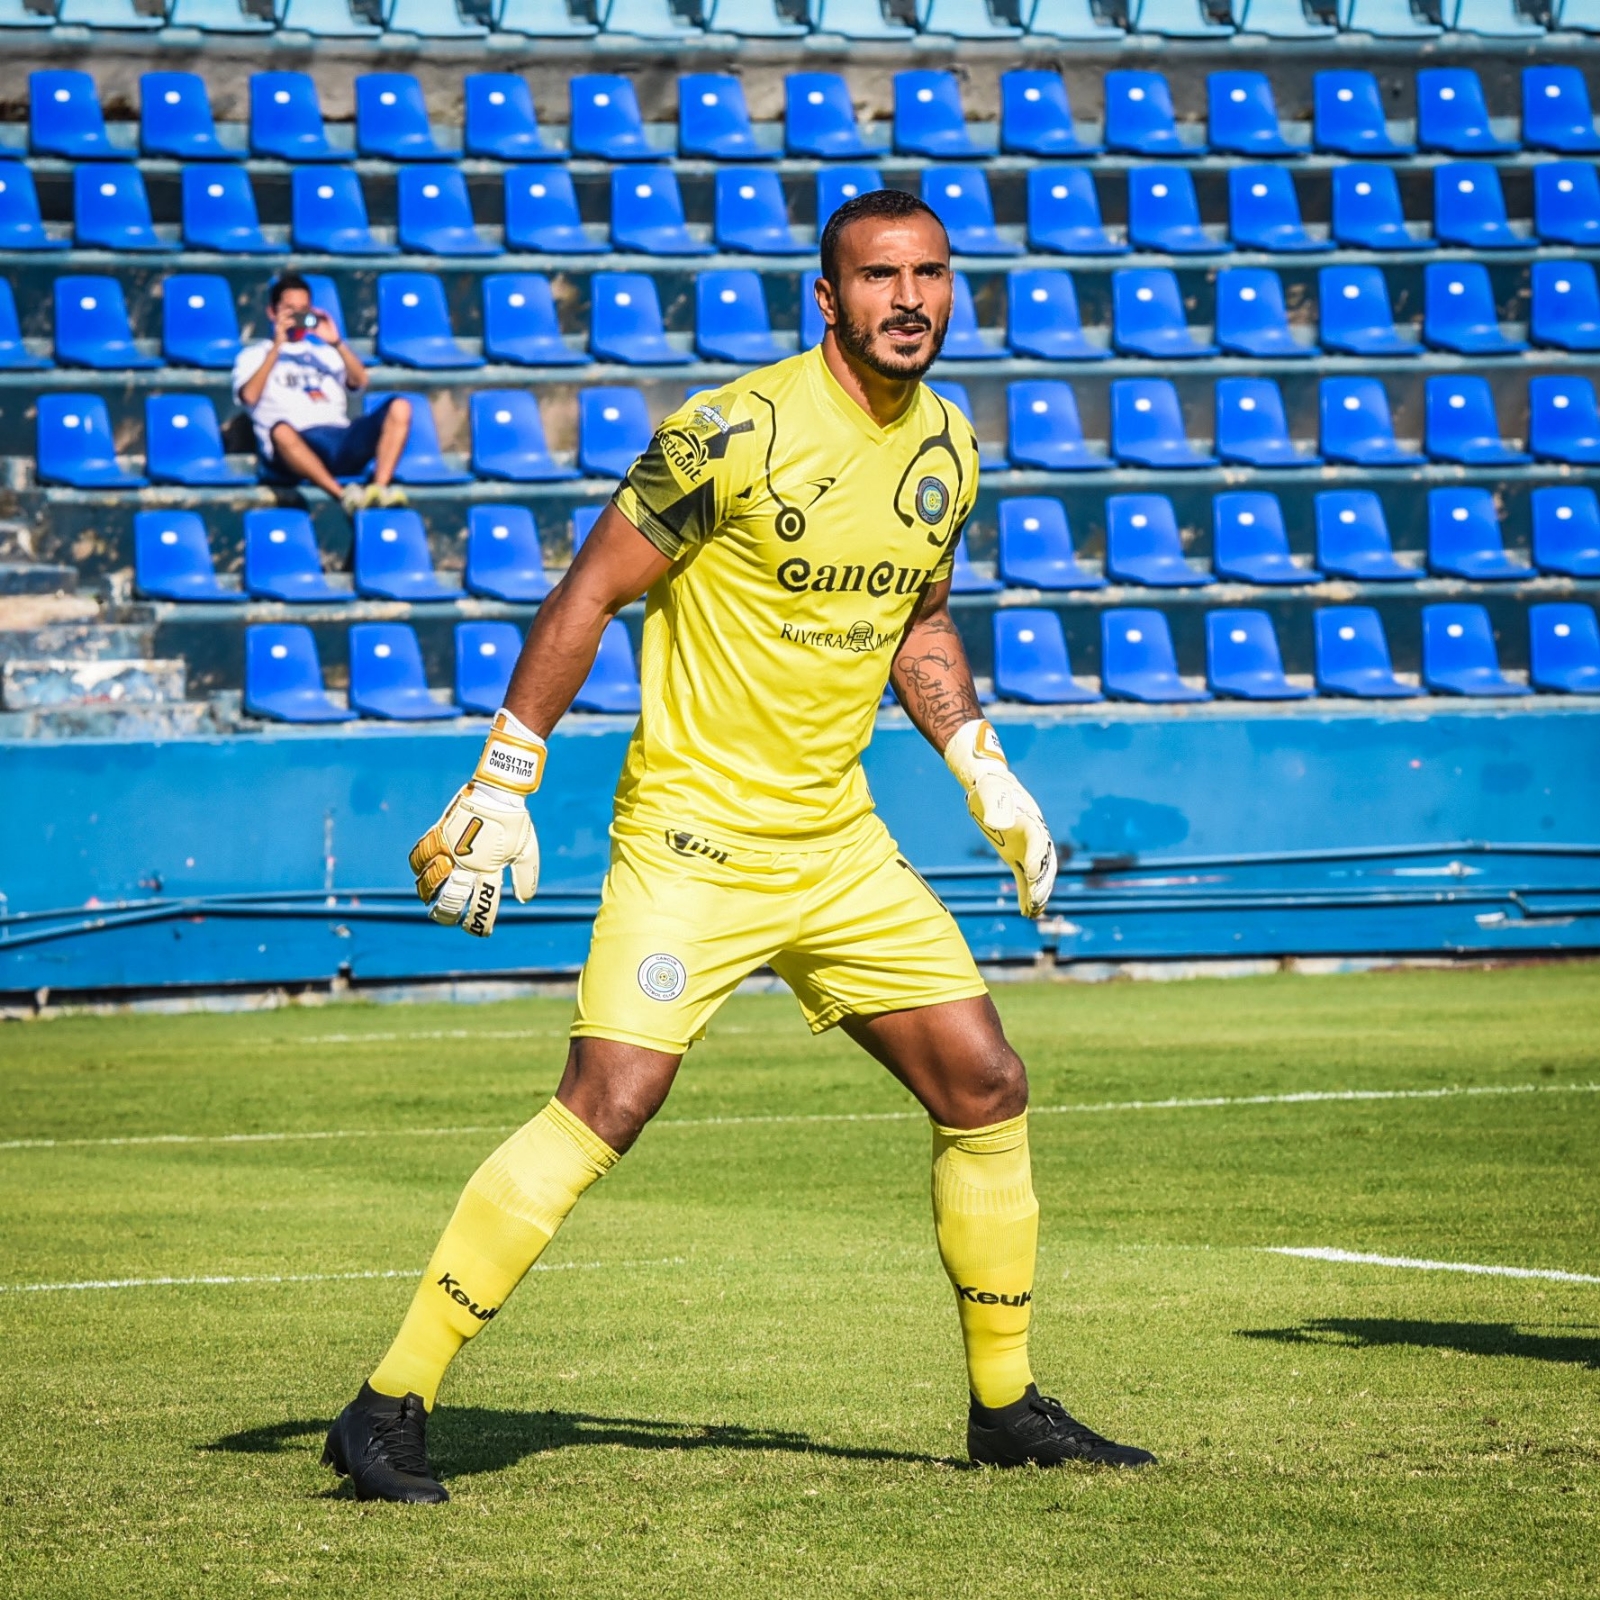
[637,953,687,1002]
[914,476,949,526]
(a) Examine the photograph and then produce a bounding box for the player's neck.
[820,334,920,430]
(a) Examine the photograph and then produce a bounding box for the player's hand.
[943,719,1058,919]
[409,710,547,938]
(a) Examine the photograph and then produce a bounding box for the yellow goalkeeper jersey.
[609,344,980,848]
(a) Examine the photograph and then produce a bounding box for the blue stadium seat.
[1112,269,1217,359]
[1127,167,1224,254]
[1101,609,1211,702]
[455,622,523,715]
[0,162,61,251]
[1130,0,1231,34]
[817,167,883,229]
[1530,603,1600,692]
[1417,68,1517,155]
[612,167,711,256]
[505,167,611,254]
[74,165,163,252]
[681,74,763,161]
[601,0,701,39]
[716,170,810,255]
[1318,266,1420,357]
[471,390,578,481]
[377,275,483,370]
[30,71,114,159]
[894,71,990,158]
[365,391,472,485]
[1006,270,1106,361]
[1530,375,1600,463]
[0,280,47,371]
[571,504,603,555]
[1337,0,1438,37]
[1006,381,1101,470]
[1028,0,1125,34]
[1107,493,1215,586]
[570,620,642,714]
[1231,0,1333,39]
[695,271,785,364]
[1423,261,1527,354]
[277,0,379,36]
[1313,71,1412,157]
[1534,162,1600,246]
[1428,486,1534,579]
[250,73,338,162]
[1331,166,1432,251]
[37,395,146,488]
[1214,491,1316,584]
[1027,168,1126,255]
[1315,608,1414,698]
[245,625,356,723]
[993,610,1100,704]
[1216,378,1319,468]
[134,511,243,602]
[1112,379,1217,469]
[1207,611,1312,700]
[145,395,253,487]
[244,508,350,603]
[919,0,1021,37]
[1532,486,1600,576]
[355,509,464,600]
[927,380,1004,468]
[385,0,487,37]
[182,166,283,254]
[1531,260,1600,351]
[1315,492,1413,580]
[923,168,1019,256]
[356,74,457,161]
[1208,71,1306,156]
[54,276,160,370]
[1435,164,1522,249]
[801,270,826,349]
[1319,378,1424,466]
[350,624,458,720]
[707,0,805,37]
[397,167,497,256]
[1425,375,1530,466]
[807,0,914,35]
[483,274,585,366]
[141,74,228,160]
[580,388,652,478]
[786,73,886,158]
[1423,604,1531,697]
[291,168,394,257]
[464,74,564,159]
[1104,70,1195,156]
[466,506,553,601]
[1000,70,1099,156]
[942,273,1005,360]
[997,497,1105,589]
[571,74,656,162]
[1523,66,1600,153]
[950,531,1001,594]
[591,273,688,366]
[1228,166,1319,253]
[1215,268,1314,359]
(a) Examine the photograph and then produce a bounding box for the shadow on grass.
[1237,1318,1600,1369]
[203,1408,958,1484]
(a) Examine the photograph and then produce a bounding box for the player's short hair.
[268,273,313,309]
[819,189,947,287]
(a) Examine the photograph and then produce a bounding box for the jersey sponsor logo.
[654,408,755,485]
[666,829,729,864]
[437,1271,498,1322]
[915,476,950,526]
[956,1284,1033,1308]
[775,558,939,597]
[779,619,897,653]
[638,953,687,1002]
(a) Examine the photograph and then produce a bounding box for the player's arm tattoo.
[890,579,985,755]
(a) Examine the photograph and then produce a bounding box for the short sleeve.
[612,392,760,561]
[231,343,268,404]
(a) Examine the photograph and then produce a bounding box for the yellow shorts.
[572,816,988,1054]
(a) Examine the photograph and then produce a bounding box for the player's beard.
[833,305,947,382]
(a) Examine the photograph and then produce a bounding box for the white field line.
[0,1255,685,1297]
[3,1080,1596,1154]
[1264,1246,1600,1285]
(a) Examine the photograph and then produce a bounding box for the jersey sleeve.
[930,424,983,584]
[231,342,269,405]
[612,392,761,561]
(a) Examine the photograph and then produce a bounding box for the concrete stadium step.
[1,654,187,711]
[0,620,157,661]
[0,561,79,596]
[0,693,238,740]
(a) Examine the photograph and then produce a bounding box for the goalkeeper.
[324,189,1154,1501]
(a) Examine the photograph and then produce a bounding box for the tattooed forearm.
[892,604,985,754]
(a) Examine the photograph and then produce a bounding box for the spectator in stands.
[234,273,412,516]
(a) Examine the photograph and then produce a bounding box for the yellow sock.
[369,1098,617,1409]
[930,1111,1039,1409]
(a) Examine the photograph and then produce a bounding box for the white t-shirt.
[232,339,351,456]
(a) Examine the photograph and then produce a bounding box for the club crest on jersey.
[915,475,950,526]
[638,953,687,1002]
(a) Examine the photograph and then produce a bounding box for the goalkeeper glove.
[944,718,1058,919]
[409,709,545,938]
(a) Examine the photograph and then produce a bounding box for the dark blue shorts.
[261,399,396,484]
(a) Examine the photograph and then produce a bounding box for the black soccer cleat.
[322,1383,449,1503]
[968,1385,1156,1469]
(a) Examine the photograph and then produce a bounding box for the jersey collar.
[807,343,924,447]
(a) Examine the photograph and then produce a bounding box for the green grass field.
[3,964,1598,1599]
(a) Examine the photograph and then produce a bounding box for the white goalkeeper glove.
[409,709,545,938]
[944,718,1058,919]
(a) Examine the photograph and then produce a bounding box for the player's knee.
[970,1041,1029,1124]
[385,397,412,430]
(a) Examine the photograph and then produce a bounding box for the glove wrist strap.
[943,718,1008,791]
[474,708,547,798]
